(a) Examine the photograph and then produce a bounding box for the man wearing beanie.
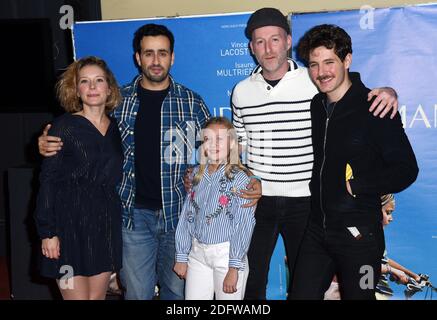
[231,7,399,300]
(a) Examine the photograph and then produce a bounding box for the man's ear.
[286,34,292,51]
[135,52,141,67]
[249,40,254,55]
[171,51,175,66]
[344,53,352,69]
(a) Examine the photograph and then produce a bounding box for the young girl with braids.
[174,117,256,300]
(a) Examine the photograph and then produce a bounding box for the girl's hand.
[173,262,188,279]
[41,236,60,259]
[223,268,238,294]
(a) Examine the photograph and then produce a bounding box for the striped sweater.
[231,59,318,197]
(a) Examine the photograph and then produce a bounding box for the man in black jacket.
[290,24,419,300]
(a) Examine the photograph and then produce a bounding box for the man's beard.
[259,52,288,74]
[143,66,169,83]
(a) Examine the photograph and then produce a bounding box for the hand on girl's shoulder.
[232,169,252,189]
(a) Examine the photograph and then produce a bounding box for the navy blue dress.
[34,113,123,279]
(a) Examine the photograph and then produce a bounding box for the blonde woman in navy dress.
[174,117,256,300]
[34,56,123,299]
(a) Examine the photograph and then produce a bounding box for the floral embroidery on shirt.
[219,195,229,206]
[190,169,239,225]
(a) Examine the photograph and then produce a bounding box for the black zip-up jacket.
[310,73,419,228]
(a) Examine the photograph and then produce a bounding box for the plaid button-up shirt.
[112,75,210,232]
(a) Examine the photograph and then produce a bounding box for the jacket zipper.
[320,100,335,229]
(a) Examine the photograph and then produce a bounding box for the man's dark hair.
[133,23,175,54]
[297,24,352,64]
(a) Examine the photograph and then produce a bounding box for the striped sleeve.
[175,193,194,263]
[228,173,256,269]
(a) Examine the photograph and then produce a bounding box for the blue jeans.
[120,208,185,300]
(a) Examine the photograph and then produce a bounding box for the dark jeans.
[244,196,311,300]
[290,221,385,300]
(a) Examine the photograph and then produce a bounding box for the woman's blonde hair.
[56,56,122,113]
[193,117,249,185]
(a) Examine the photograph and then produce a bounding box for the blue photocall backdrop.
[73,4,437,299]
